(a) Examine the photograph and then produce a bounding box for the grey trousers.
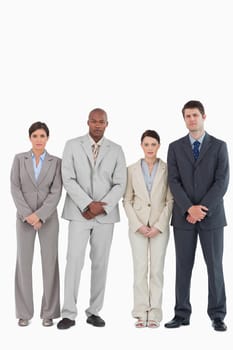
[15,215,60,320]
[61,221,114,320]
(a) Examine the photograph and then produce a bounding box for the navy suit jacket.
[167,132,229,230]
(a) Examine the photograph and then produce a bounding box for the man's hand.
[88,201,107,216]
[82,210,96,220]
[25,213,40,226]
[188,205,208,221]
[186,214,197,224]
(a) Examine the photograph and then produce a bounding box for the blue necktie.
[193,140,200,160]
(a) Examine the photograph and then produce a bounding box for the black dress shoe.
[57,318,75,329]
[212,318,227,332]
[86,314,105,327]
[164,316,190,328]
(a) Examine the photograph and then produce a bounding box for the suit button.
[148,204,151,207]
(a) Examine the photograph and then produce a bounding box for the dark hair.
[28,122,49,137]
[182,100,205,116]
[141,130,160,144]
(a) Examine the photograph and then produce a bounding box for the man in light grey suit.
[57,108,127,329]
[164,101,229,332]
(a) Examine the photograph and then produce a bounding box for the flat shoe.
[135,319,147,328]
[42,319,53,327]
[148,320,160,328]
[18,319,29,327]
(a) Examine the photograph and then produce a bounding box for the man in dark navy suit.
[165,101,229,331]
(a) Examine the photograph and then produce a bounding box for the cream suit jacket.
[10,151,62,222]
[123,159,173,233]
[62,134,127,223]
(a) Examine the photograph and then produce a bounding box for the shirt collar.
[31,150,46,160]
[88,134,104,146]
[189,132,206,145]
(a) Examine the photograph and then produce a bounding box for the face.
[183,108,206,133]
[141,136,160,159]
[87,111,108,142]
[29,128,48,152]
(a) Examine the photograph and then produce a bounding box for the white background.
[0,0,232,349]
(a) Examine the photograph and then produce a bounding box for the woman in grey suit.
[123,130,173,328]
[10,122,62,327]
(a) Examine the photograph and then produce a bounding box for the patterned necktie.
[193,140,200,160]
[92,143,99,163]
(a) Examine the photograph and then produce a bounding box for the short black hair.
[88,108,108,121]
[141,130,160,144]
[28,122,49,137]
[182,100,205,116]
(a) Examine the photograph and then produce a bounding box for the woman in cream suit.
[10,122,62,327]
[123,130,173,328]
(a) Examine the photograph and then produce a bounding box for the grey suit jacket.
[61,134,127,223]
[167,132,229,230]
[10,151,62,222]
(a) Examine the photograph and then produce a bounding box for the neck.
[189,130,205,140]
[144,157,157,166]
[32,149,45,158]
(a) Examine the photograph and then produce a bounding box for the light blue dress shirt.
[141,159,158,194]
[31,151,46,181]
[189,133,206,151]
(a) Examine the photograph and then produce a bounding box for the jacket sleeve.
[10,155,33,221]
[101,146,127,215]
[61,140,93,211]
[167,144,193,215]
[35,159,63,222]
[153,185,173,233]
[122,167,142,232]
[200,141,229,216]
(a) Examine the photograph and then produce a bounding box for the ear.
[202,114,207,120]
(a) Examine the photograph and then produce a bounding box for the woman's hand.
[138,225,150,235]
[144,226,161,238]
[25,213,40,226]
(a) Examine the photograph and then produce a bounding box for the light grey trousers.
[61,221,114,320]
[15,215,60,320]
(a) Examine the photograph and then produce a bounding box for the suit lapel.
[24,151,37,187]
[150,159,166,196]
[195,133,212,166]
[80,134,95,167]
[134,160,150,202]
[182,135,195,165]
[95,138,111,168]
[37,152,53,185]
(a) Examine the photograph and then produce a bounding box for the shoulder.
[169,135,187,148]
[207,133,226,146]
[127,160,141,172]
[46,153,61,163]
[63,135,86,150]
[104,137,123,150]
[158,158,167,168]
[13,151,31,160]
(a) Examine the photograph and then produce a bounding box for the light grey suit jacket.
[61,134,127,223]
[123,159,173,233]
[10,151,62,223]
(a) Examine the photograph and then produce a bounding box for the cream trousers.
[129,229,169,322]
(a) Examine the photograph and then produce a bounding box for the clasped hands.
[82,201,107,220]
[138,225,161,238]
[25,213,42,230]
[186,205,208,224]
